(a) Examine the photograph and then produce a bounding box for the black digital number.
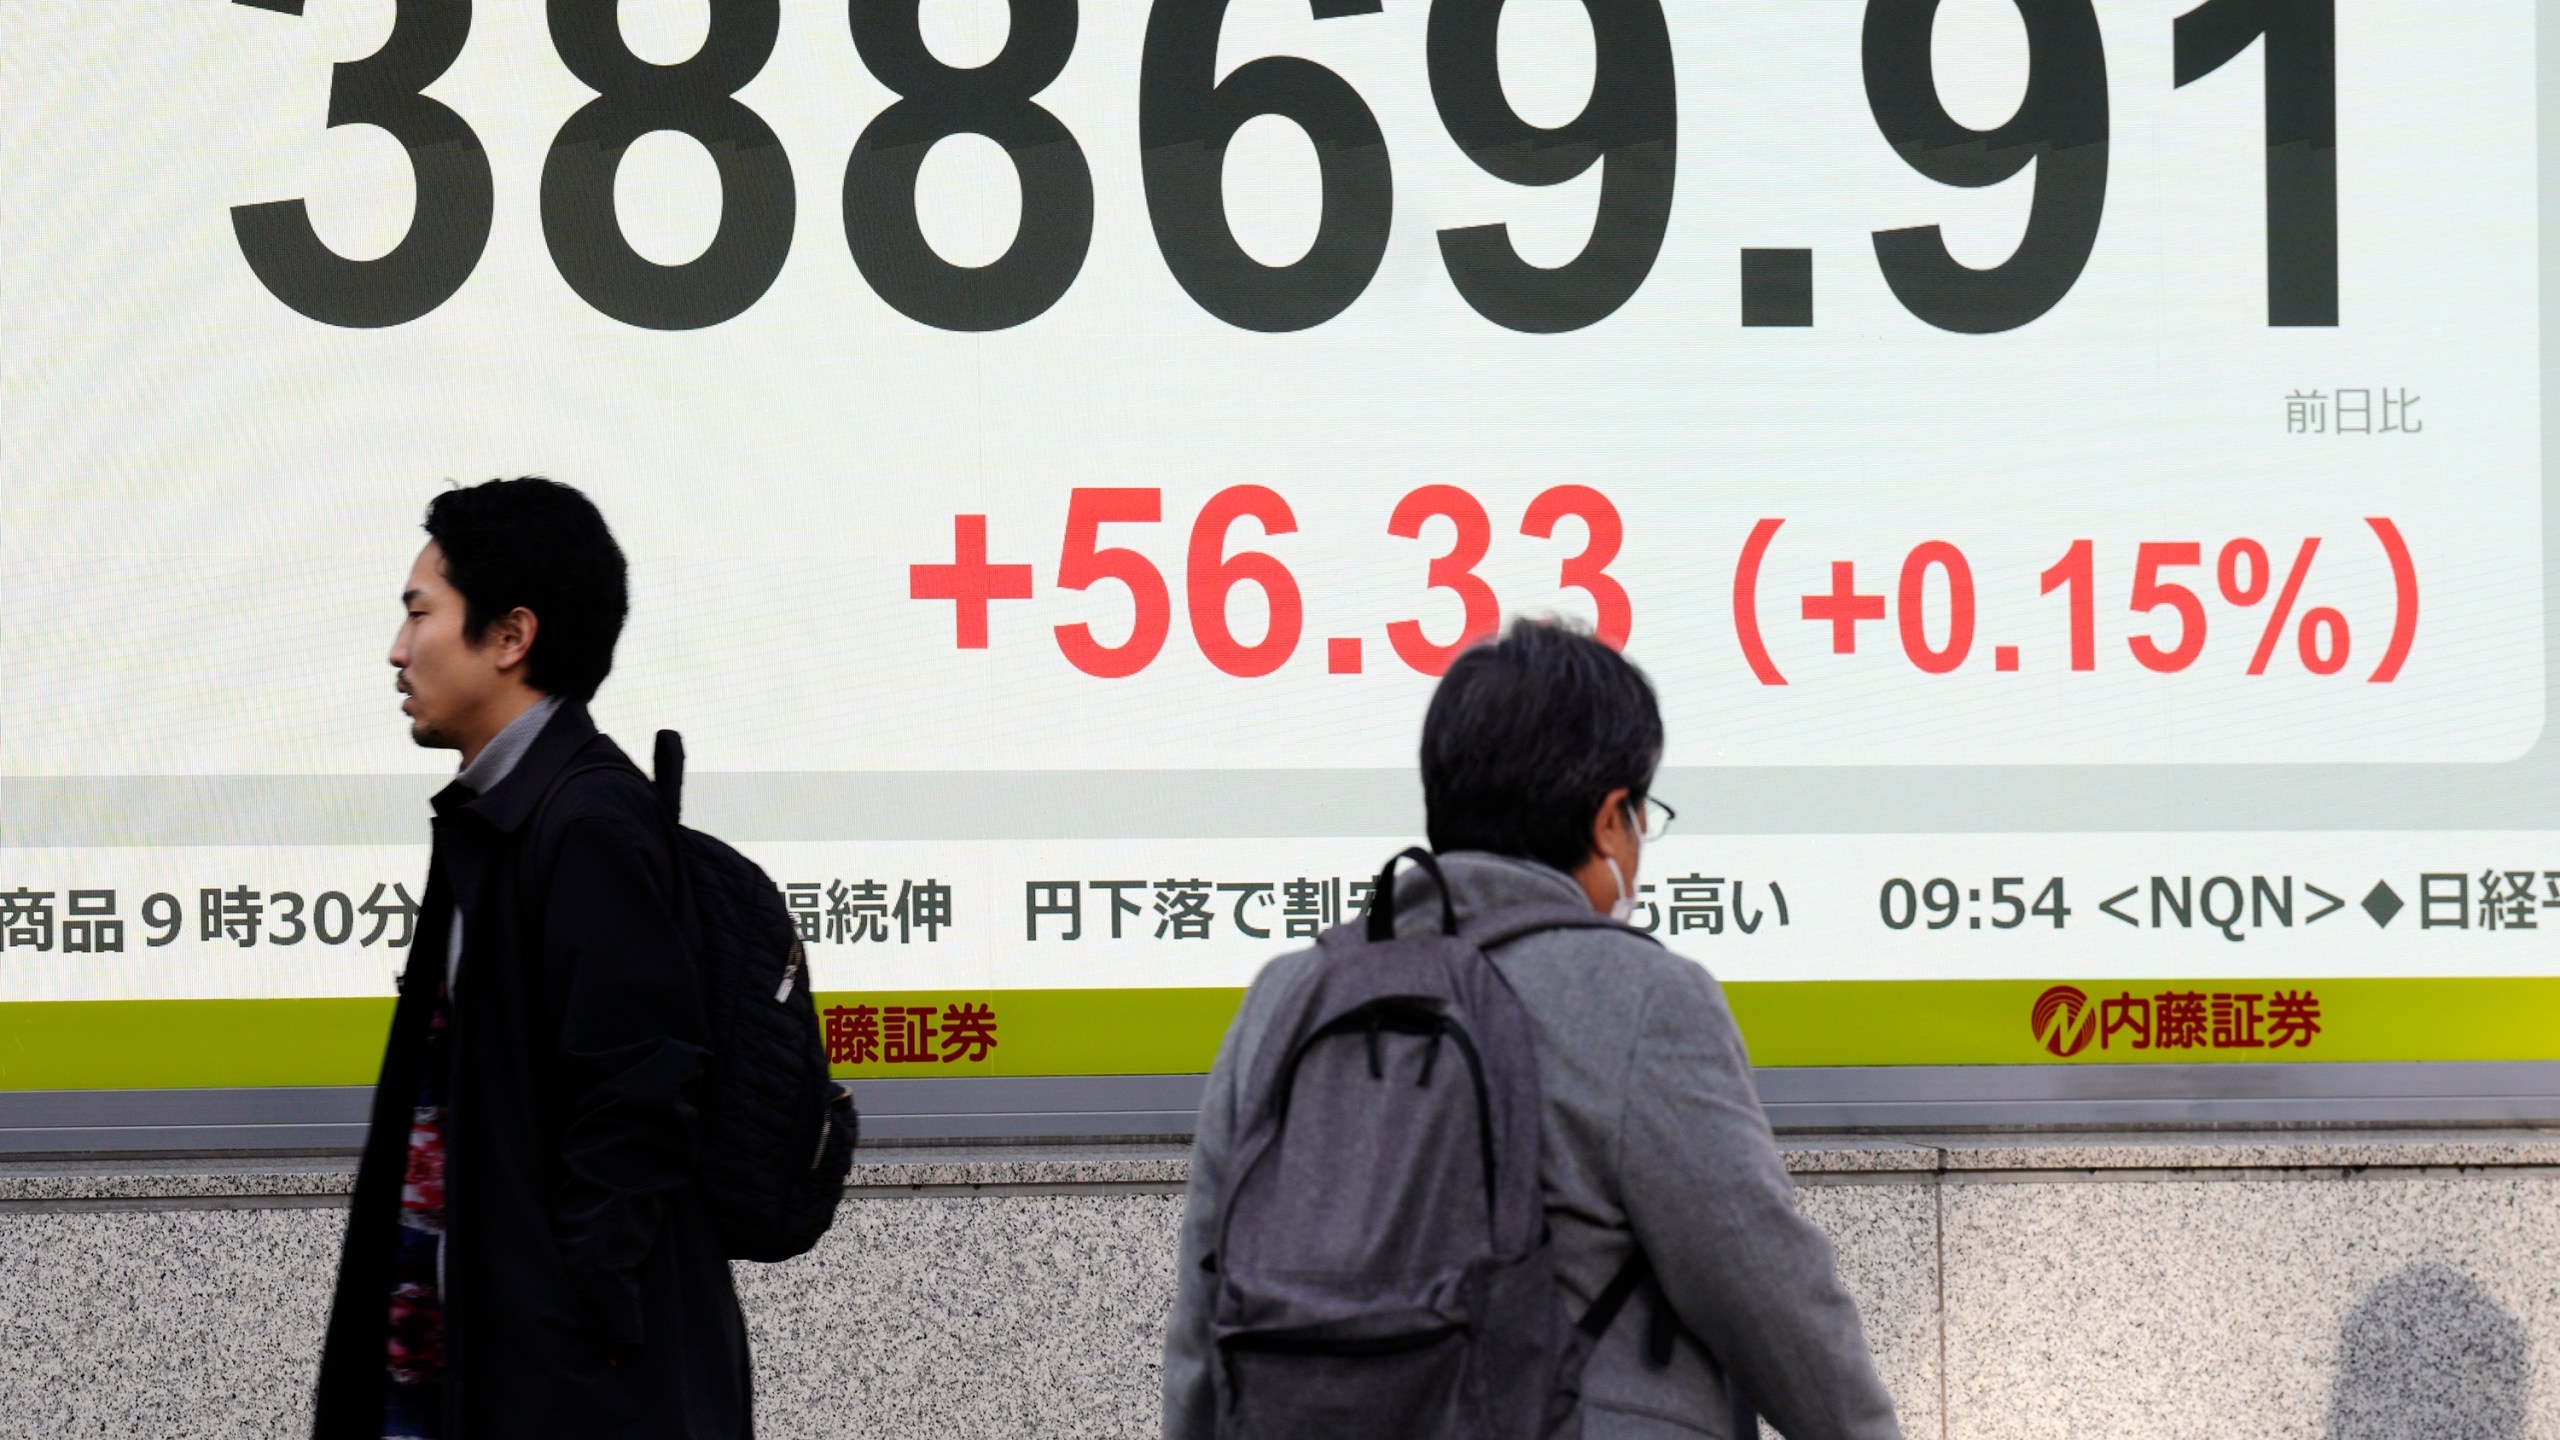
[1862,0,2109,334]
[2174,0,2336,326]
[1880,878,1918,929]
[231,0,493,328]
[240,0,2327,336]
[142,893,183,948]
[1425,0,1676,333]
[1990,876,2026,929]
[1139,0,1393,333]
[541,0,795,330]
[2031,877,2071,928]
[271,891,309,946]
[314,891,356,945]
[846,0,1092,331]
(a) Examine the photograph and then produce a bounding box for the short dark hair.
[1421,620,1663,874]
[423,477,628,702]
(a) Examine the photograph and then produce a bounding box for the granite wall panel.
[0,1207,337,1437]
[1792,1181,1944,1440]
[738,1193,1185,1440]
[1940,1174,2560,1440]
[6,1140,2556,1440]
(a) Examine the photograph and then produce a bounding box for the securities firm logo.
[2031,985,2097,1057]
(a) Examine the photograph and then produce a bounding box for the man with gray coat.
[1162,621,1901,1440]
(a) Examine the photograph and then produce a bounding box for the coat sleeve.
[1617,962,1904,1440]
[1163,991,1256,1440]
[538,812,710,1349]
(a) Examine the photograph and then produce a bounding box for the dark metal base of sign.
[7,1064,2560,1156]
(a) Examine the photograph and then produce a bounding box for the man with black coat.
[313,478,750,1440]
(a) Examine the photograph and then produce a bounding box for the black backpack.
[1206,848,1693,1440]
[538,730,858,1263]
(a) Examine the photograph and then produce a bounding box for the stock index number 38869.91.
[233,0,2337,335]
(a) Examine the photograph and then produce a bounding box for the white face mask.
[1604,855,1636,924]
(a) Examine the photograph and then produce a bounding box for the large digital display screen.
[3,0,2554,1094]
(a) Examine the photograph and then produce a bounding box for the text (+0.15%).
[1734,519,2420,685]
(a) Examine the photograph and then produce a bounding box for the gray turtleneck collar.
[454,694,562,798]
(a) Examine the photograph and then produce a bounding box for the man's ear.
[485,606,540,675]
[1590,786,1631,855]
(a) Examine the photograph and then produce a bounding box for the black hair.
[1421,619,1664,874]
[422,477,628,702]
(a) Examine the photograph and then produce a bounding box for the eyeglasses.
[1629,795,1676,839]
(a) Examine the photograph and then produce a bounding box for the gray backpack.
[1205,848,1676,1440]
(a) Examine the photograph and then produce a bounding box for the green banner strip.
[0,998,397,1091]
[5,978,2559,1090]
[1723,978,2560,1067]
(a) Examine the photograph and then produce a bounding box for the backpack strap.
[1508,908,1746,1434]
[522,730,687,873]
[519,755,638,877]
[651,729,685,822]
[508,752,642,953]
[1577,1250,1677,1366]
[1580,1251,1762,1434]
[1365,847,1460,940]
[515,741,692,952]
[1578,1250,1657,1346]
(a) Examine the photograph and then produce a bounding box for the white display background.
[1,0,2538,777]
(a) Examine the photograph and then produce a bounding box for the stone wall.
[3,1133,2554,1439]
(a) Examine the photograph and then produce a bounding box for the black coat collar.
[429,701,601,834]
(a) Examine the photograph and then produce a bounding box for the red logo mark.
[2032,985,2097,1058]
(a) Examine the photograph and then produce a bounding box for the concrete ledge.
[1919,1129,2560,1175]
[17,1064,2560,1154]
[7,1129,2557,1210]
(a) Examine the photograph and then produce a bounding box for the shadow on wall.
[2329,1262,2528,1440]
